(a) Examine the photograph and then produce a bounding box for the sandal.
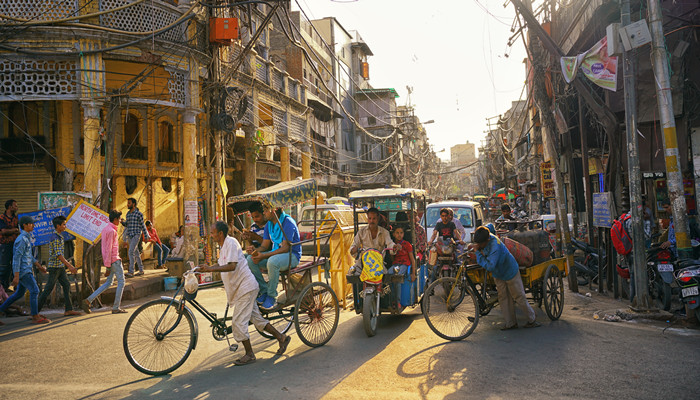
[233,355,257,366]
[277,336,292,355]
[500,324,518,331]
[32,316,51,324]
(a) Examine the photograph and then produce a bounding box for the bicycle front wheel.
[423,277,479,341]
[123,299,196,375]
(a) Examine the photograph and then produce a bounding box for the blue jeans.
[0,244,13,290]
[247,253,299,298]
[38,268,73,312]
[153,243,170,266]
[87,260,125,310]
[127,235,144,274]
[0,273,40,315]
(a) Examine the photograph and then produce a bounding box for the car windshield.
[426,207,473,228]
[298,209,331,226]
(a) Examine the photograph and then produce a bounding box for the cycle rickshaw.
[423,219,569,341]
[346,188,428,337]
[123,179,340,375]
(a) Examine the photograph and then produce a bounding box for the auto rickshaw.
[346,188,428,337]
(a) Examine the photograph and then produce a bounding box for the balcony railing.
[122,144,148,160]
[157,149,180,163]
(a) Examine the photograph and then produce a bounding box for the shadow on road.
[79,311,420,399]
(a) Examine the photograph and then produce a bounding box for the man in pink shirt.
[81,210,127,314]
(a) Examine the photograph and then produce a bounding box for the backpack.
[611,213,633,255]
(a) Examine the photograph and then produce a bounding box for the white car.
[423,201,486,243]
[297,204,351,257]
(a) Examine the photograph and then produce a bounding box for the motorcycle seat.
[678,259,700,268]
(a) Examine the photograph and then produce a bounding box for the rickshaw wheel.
[543,265,564,320]
[362,292,378,337]
[423,277,479,341]
[256,309,293,339]
[294,282,339,347]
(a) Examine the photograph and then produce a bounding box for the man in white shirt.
[198,221,291,365]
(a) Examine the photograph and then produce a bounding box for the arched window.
[159,121,173,151]
[124,113,140,146]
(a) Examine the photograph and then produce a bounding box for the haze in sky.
[293,0,529,161]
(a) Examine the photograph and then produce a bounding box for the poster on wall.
[17,206,74,246]
[184,200,198,227]
[592,192,614,228]
[38,191,92,211]
[540,161,555,200]
[65,200,110,244]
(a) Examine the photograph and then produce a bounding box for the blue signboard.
[592,192,614,228]
[18,206,74,246]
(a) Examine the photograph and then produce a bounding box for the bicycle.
[123,268,339,375]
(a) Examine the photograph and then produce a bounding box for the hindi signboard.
[65,200,111,244]
[593,192,615,228]
[540,161,555,200]
[17,206,74,246]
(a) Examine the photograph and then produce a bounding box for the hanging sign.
[593,192,615,228]
[561,36,618,91]
[540,161,555,200]
[18,206,74,246]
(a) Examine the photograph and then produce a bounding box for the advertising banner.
[540,162,555,200]
[17,206,74,246]
[560,36,618,91]
[38,191,92,211]
[65,200,111,244]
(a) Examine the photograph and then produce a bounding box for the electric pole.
[622,0,651,309]
[647,0,692,259]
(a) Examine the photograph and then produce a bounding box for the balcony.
[122,144,148,160]
[0,136,49,163]
[157,149,180,163]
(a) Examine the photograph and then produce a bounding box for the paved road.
[1,286,698,400]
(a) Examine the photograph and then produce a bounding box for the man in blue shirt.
[470,226,540,330]
[246,206,301,311]
[0,216,49,325]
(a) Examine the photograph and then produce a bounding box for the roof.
[227,179,318,214]
[348,188,426,200]
[427,201,481,208]
[357,88,399,98]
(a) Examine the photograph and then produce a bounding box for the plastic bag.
[184,271,199,294]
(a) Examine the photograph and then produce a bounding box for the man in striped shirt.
[37,216,81,316]
[121,198,149,277]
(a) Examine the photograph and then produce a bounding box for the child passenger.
[387,226,416,307]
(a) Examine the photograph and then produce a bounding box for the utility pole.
[578,96,595,244]
[519,0,577,292]
[622,0,652,309]
[647,0,692,259]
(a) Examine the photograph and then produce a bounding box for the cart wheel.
[543,265,564,320]
[423,277,479,341]
[256,309,293,339]
[294,282,339,347]
[362,292,378,337]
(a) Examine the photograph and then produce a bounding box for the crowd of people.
[0,197,185,325]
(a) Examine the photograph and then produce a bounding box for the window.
[367,116,376,126]
[159,121,173,151]
[124,113,140,146]
[8,102,41,137]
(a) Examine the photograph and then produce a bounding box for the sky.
[292,0,529,161]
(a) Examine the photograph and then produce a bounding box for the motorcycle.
[646,244,677,311]
[429,237,459,282]
[675,261,700,322]
[571,238,605,286]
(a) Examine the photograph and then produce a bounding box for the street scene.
[1,0,700,399]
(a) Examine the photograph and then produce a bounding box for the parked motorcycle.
[675,261,700,321]
[571,238,605,286]
[646,244,677,311]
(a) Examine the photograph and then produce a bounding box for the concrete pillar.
[81,101,102,197]
[244,124,257,193]
[280,146,290,182]
[302,143,311,179]
[182,110,199,265]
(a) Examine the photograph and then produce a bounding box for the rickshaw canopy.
[348,188,427,201]
[227,178,318,215]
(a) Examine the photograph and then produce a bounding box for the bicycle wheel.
[423,277,479,341]
[256,309,293,339]
[123,299,196,376]
[294,282,339,347]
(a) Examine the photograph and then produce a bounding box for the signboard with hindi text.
[17,206,74,247]
[592,192,615,228]
[65,200,111,244]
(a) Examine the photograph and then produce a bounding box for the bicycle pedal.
[229,343,238,352]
